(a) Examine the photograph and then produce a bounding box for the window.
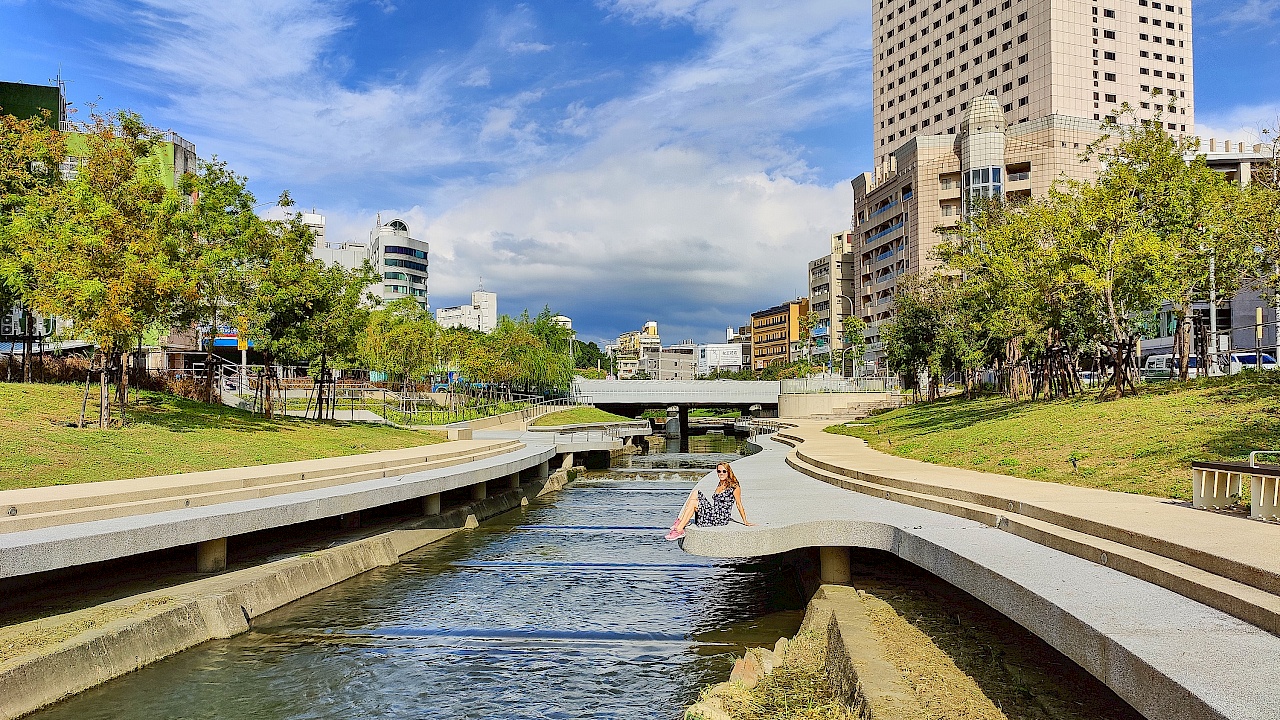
[1103,8,1115,18]
[1104,93,1116,102]
[1104,51,1116,60]
[1104,30,1115,39]
[1104,72,1116,81]
[1018,74,1029,85]
[1017,11,1027,21]
[1018,96,1028,106]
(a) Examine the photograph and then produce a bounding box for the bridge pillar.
[537,460,550,478]
[196,537,227,573]
[471,482,487,501]
[678,405,690,437]
[559,452,575,470]
[819,547,852,585]
[507,472,522,489]
[422,493,441,515]
[340,512,361,530]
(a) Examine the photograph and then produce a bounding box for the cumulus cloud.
[79,0,872,342]
[1196,102,1280,148]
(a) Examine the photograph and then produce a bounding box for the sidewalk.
[782,420,1280,593]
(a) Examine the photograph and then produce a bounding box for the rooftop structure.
[367,219,429,310]
[436,287,498,333]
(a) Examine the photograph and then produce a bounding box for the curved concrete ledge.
[0,442,555,579]
[680,438,1280,720]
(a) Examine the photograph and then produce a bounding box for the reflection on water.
[29,439,803,720]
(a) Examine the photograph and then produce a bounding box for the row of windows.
[384,285,427,297]
[384,257,427,272]
[384,245,427,260]
[1139,32,1184,47]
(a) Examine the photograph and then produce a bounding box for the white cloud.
[1208,0,1280,30]
[1196,102,1280,148]
[82,0,873,341]
[461,67,491,88]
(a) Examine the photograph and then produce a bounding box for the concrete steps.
[0,441,522,534]
[779,432,1280,635]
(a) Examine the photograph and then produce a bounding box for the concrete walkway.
[681,429,1280,720]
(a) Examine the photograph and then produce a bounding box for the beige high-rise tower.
[872,0,1194,165]
[853,0,1196,366]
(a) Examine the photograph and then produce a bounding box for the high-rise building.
[367,219,429,310]
[871,0,1194,165]
[436,286,498,333]
[807,231,858,364]
[856,0,1196,364]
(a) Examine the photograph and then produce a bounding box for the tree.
[360,298,440,391]
[13,112,189,425]
[840,315,867,376]
[174,158,271,402]
[0,110,66,382]
[295,260,380,418]
[574,340,608,370]
[240,205,320,418]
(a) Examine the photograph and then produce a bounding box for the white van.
[1143,353,1277,377]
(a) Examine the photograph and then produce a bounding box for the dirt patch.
[0,597,176,667]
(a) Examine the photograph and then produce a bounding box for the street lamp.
[836,294,856,377]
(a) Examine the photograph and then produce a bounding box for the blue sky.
[3,0,1279,346]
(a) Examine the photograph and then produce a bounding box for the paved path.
[681,429,1280,720]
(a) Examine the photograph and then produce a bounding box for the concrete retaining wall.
[778,392,895,419]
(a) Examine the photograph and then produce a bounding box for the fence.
[780,376,901,394]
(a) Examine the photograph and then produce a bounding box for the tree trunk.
[21,308,32,383]
[1173,304,1190,382]
[263,356,275,419]
[99,350,110,429]
[206,304,217,404]
[317,350,329,421]
[116,350,130,425]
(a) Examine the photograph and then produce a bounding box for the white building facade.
[696,343,745,375]
[435,289,498,333]
[368,219,429,309]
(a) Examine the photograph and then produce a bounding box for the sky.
[3,0,1280,346]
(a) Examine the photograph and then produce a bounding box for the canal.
[30,434,809,719]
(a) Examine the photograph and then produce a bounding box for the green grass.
[531,407,633,426]
[0,382,444,490]
[825,373,1280,500]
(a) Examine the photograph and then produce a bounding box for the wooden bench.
[1191,454,1280,521]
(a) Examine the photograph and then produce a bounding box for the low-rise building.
[436,287,497,333]
[750,299,809,371]
[614,321,661,378]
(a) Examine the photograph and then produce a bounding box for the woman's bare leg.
[673,489,699,530]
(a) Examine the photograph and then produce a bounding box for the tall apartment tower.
[856,0,1195,365]
[872,0,1194,165]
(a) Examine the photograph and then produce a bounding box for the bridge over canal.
[571,379,780,435]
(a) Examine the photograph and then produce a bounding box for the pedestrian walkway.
[775,420,1280,634]
[680,430,1280,720]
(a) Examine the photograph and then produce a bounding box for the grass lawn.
[531,407,633,426]
[828,373,1280,500]
[0,382,444,490]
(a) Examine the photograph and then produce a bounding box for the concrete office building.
[642,345,697,381]
[807,231,859,363]
[750,299,809,371]
[436,287,498,333]
[855,0,1197,363]
[614,322,662,378]
[367,219,429,310]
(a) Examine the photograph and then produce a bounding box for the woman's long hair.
[716,462,739,489]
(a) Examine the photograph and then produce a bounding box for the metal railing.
[780,376,901,393]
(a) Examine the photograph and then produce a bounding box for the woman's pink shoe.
[665,527,685,541]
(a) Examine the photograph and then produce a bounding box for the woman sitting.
[665,462,754,540]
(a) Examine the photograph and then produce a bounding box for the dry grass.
[828,373,1280,500]
[691,630,857,720]
[0,597,176,667]
[0,382,444,489]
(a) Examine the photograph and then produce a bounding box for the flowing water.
[30,434,807,720]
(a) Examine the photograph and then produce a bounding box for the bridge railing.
[780,376,901,394]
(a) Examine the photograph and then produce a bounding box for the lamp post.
[836,294,856,377]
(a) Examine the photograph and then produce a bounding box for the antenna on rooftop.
[478,276,484,291]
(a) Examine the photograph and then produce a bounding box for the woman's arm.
[733,486,756,526]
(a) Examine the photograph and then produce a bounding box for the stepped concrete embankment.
[681,425,1280,720]
[0,438,555,579]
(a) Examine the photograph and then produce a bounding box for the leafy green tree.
[175,158,271,402]
[0,110,65,382]
[360,298,440,390]
[574,340,608,370]
[13,112,189,425]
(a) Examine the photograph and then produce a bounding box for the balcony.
[869,199,899,219]
[867,221,904,244]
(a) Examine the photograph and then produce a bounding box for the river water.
[30,435,807,720]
